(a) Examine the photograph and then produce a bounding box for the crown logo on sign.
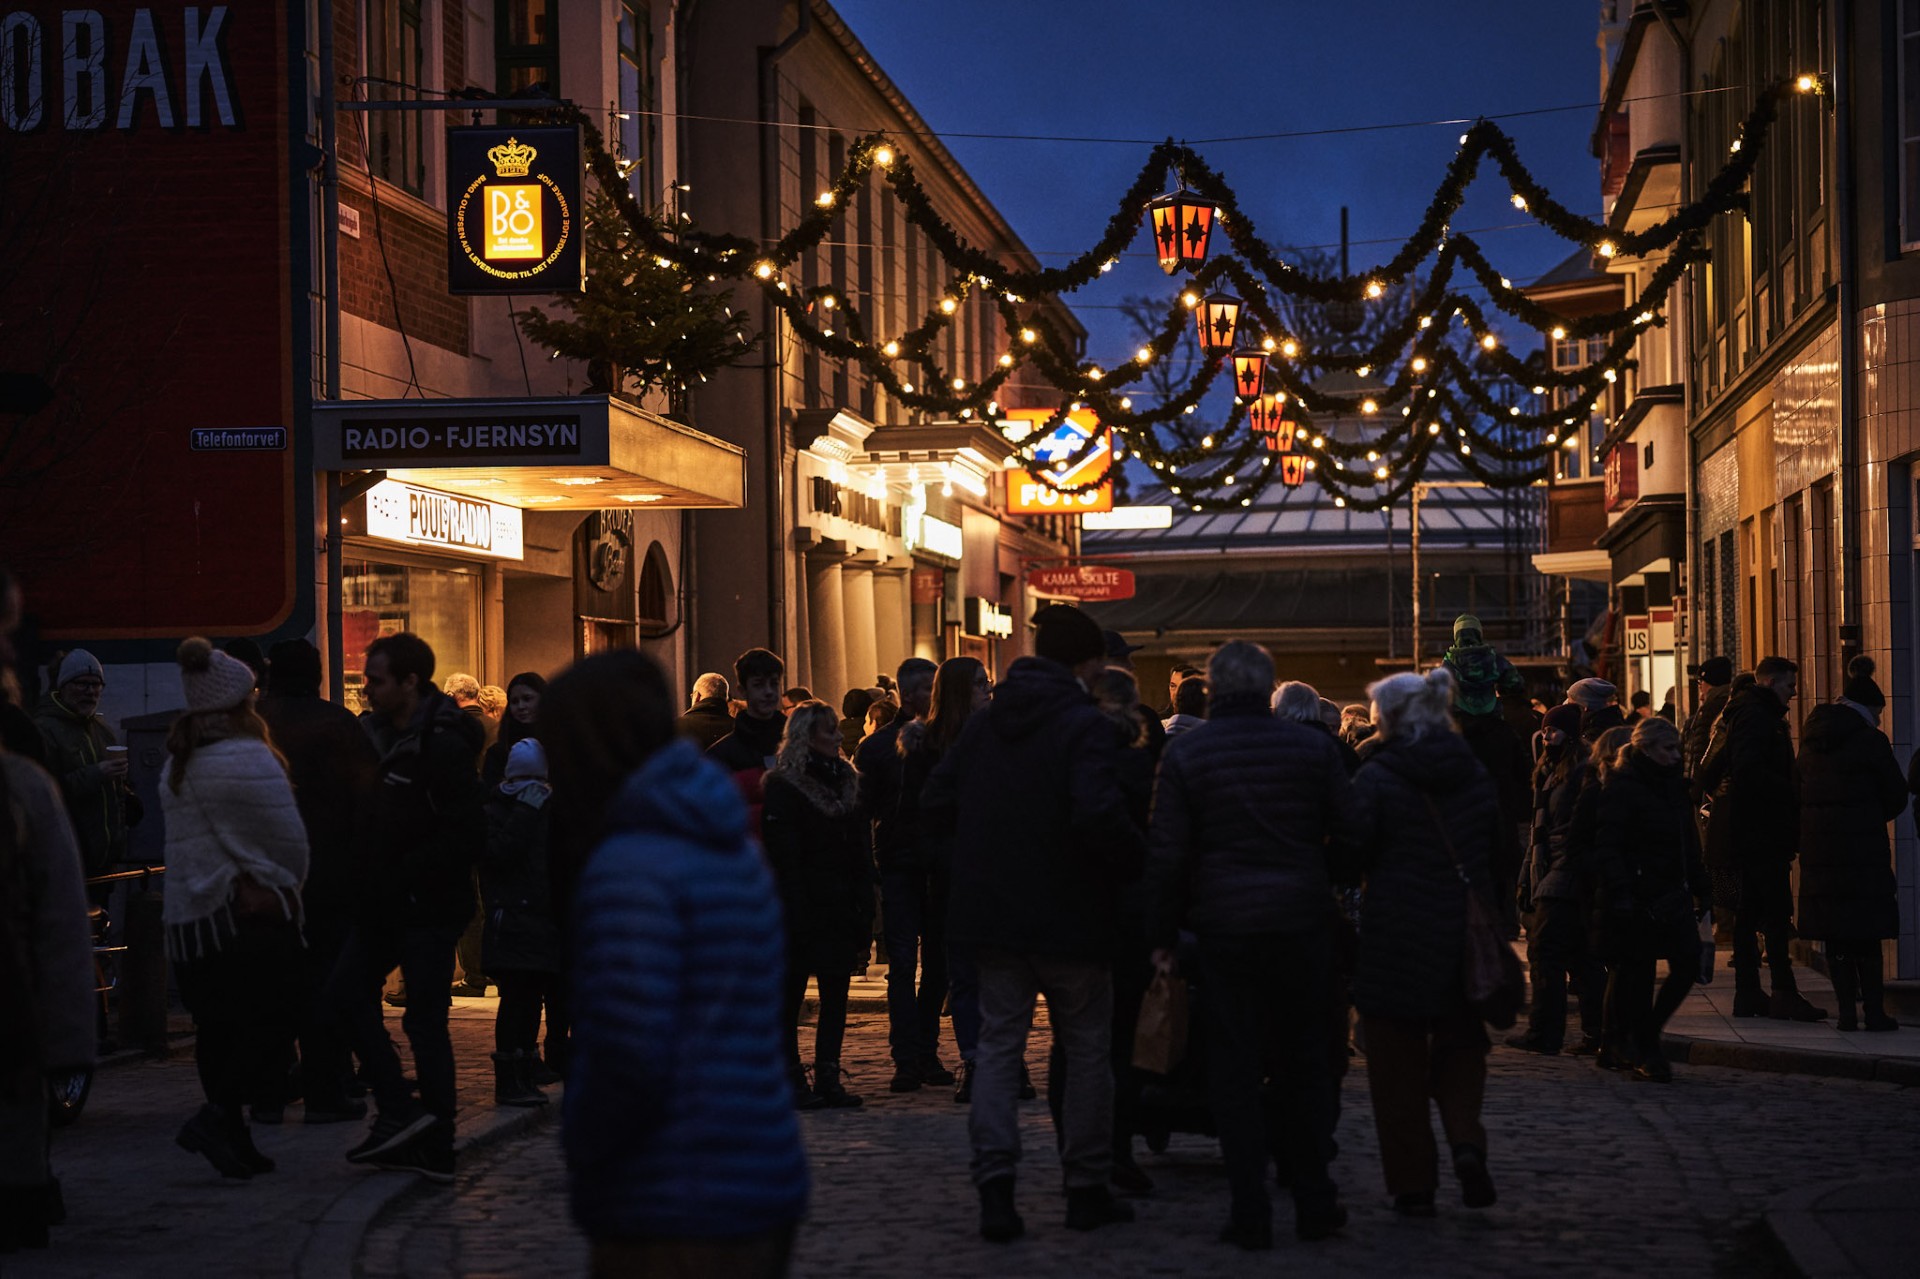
[488,137,536,177]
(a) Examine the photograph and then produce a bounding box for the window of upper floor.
[365,0,428,196]
[497,0,558,96]
[617,1,660,207]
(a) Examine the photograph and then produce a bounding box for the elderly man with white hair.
[1147,642,1360,1250]
[675,671,735,752]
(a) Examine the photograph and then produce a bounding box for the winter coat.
[565,739,808,1241]
[1458,708,1529,895]
[257,692,378,928]
[1525,750,1590,903]
[1683,684,1731,778]
[360,687,487,932]
[895,717,959,876]
[922,656,1146,961]
[1146,694,1360,944]
[1587,749,1707,932]
[1162,713,1205,738]
[2,756,95,1075]
[706,711,785,837]
[675,697,735,754]
[1795,704,1908,941]
[32,694,128,876]
[480,788,560,973]
[1697,685,1798,870]
[761,752,874,971]
[1345,731,1499,1021]
[854,718,916,871]
[158,737,310,959]
[480,715,538,789]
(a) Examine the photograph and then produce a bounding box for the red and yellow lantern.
[1146,189,1217,276]
[1195,291,1243,356]
[1280,454,1308,487]
[1231,347,1267,400]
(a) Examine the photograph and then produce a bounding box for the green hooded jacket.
[31,694,127,877]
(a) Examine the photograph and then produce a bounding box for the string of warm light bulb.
[527,76,1805,509]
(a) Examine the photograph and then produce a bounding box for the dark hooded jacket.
[1696,683,1798,870]
[1525,746,1590,903]
[854,718,916,872]
[360,686,486,931]
[1588,748,1707,927]
[922,656,1144,960]
[258,689,379,929]
[480,784,559,973]
[1682,684,1731,778]
[1795,703,1908,941]
[1146,693,1360,943]
[31,693,128,876]
[760,751,872,969]
[565,739,807,1240]
[1345,731,1498,1021]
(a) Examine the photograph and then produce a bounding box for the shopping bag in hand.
[1131,972,1189,1075]
[1697,908,1716,985]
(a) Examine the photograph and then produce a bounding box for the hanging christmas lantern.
[1196,291,1243,356]
[1246,393,1280,438]
[1273,418,1299,453]
[1146,189,1217,276]
[1280,454,1308,487]
[1230,347,1267,400]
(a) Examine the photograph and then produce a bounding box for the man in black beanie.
[921,603,1146,1242]
[1683,655,1735,778]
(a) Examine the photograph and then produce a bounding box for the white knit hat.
[176,637,258,713]
[505,738,548,781]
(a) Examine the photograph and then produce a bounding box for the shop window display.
[342,558,482,711]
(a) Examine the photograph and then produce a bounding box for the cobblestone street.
[354,1007,1918,1279]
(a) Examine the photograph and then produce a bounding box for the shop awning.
[313,395,746,510]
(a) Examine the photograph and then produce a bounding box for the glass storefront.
[341,553,482,711]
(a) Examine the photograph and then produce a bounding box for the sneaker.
[953,1060,974,1105]
[175,1105,253,1180]
[1065,1184,1136,1231]
[888,1063,922,1094]
[370,1126,454,1185]
[978,1177,1024,1243]
[1566,1036,1602,1056]
[303,1099,369,1125]
[918,1057,956,1086]
[346,1110,436,1164]
[1452,1144,1496,1208]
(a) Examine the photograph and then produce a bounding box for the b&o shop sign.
[446,125,585,296]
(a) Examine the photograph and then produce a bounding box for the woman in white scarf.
[160,638,308,1182]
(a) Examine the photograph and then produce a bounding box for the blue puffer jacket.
[564,739,808,1241]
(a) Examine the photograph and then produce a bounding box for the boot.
[1451,1143,1497,1207]
[813,1061,863,1109]
[888,1061,922,1093]
[492,1052,546,1108]
[953,1059,974,1104]
[1767,968,1827,1022]
[1860,958,1900,1032]
[228,1112,276,1174]
[515,1052,551,1105]
[1064,1184,1136,1231]
[176,1104,254,1179]
[978,1176,1024,1242]
[1830,957,1860,1031]
[1731,967,1769,1018]
[789,1062,825,1111]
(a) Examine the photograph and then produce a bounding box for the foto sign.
[447,126,584,296]
[1003,408,1113,514]
[1027,564,1136,602]
[364,480,525,561]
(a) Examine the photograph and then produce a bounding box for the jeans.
[947,944,981,1062]
[880,866,949,1066]
[327,921,461,1123]
[1199,930,1339,1223]
[1361,1010,1489,1197]
[782,958,850,1069]
[295,911,357,1110]
[494,969,560,1055]
[1523,897,1604,1048]
[175,920,303,1113]
[970,949,1112,1189]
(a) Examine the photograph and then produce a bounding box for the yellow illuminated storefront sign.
[446,127,584,295]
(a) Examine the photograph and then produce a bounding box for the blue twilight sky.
[827,0,1609,366]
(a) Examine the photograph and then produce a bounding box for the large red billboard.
[0,4,297,641]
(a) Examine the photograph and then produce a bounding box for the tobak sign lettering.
[447,126,584,295]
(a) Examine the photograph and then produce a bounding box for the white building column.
[841,559,880,697]
[805,549,848,705]
[873,561,911,681]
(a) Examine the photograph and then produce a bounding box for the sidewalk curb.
[293,1093,560,1279]
[1765,1182,1858,1279]
[1760,1176,1920,1279]
[1663,1034,1920,1085]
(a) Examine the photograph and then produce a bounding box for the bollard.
[118,885,172,1056]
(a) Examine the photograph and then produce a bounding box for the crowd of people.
[0,557,1912,1268]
